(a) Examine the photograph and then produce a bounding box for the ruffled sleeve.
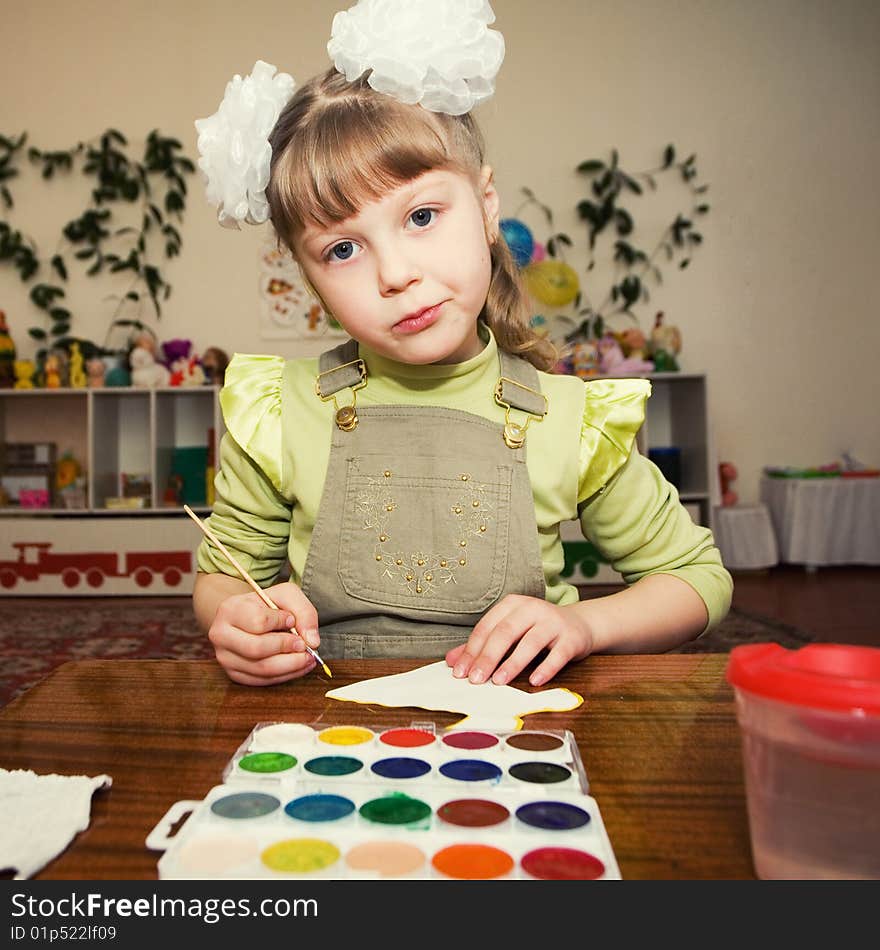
[219,353,285,493]
[577,378,651,504]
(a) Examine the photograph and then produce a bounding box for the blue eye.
[409,208,435,228]
[328,241,355,261]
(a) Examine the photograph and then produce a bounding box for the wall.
[2,0,879,503]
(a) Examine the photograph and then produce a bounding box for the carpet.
[0,600,815,709]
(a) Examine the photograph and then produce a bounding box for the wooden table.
[0,654,754,879]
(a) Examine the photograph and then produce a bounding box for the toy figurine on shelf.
[170,354,206,387]
[103,356,130,387]
[55,452,86,509]
[130,343,170,388]
[616,326,650,361]
[131,329,159,358]
[571,340,600,379]
[159,338,193,373]
[719,461,739,507]
[55,452,81,492]
[43,351,64,388]
[200,346,229,386]
[183,355,206,386]
[68,341,87,388]
[13,359,35,388]
[597,333,654,375]
[86,358,105,388]
[649,311,682,372]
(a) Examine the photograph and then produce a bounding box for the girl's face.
[294,166,499,365]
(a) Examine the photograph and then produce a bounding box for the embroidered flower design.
[357,469,494,596]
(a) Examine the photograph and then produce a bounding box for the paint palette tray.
[224,720,590,792]
[146,721,621,880]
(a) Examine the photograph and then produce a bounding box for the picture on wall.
[258,238,347,340]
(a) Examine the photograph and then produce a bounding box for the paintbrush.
[183,504,332,678]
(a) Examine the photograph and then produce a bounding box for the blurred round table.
[760,475,880,569]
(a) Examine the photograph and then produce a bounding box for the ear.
[479,164,500,242]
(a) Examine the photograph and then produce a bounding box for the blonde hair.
[266,68,556,370]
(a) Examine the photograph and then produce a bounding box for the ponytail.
[484,235,558,371]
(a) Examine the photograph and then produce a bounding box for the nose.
[375,239,421,297]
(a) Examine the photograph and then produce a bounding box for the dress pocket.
[338,454,512,613]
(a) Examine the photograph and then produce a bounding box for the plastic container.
[726,644,880,879]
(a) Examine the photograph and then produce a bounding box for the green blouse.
[197,328,732,632]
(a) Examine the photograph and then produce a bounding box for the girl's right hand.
[208,582,321,686]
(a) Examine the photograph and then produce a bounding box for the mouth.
[392,302,445,334]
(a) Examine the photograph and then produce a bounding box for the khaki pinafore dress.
[300,339,548,659]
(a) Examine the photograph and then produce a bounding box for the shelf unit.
[0,386,222,513]
[0,372,715,594]
[561,372,716,585]
[638,372,713,523]
[0,386,223,596]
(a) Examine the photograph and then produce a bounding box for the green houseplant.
[0,129,195,367]
[515,144,709,353]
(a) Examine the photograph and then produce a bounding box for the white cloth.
[0,769,112,879]
[713,504,779,570]
[760,476,880,566]
[326,660,583,732]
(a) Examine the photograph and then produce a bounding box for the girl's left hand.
[445,595,595,687]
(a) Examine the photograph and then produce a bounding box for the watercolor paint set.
[146,720,621,880]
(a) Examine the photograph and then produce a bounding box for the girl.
[193,1,732,689]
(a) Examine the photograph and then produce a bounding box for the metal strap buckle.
[494,377,548,449]
[315,359,367,432]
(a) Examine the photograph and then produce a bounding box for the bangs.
[269,86,483,243]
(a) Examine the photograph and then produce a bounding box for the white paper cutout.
[325,660,583,732]
[0,768,112,879]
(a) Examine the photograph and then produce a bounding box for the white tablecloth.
[713,504,779,570]
[760,476,880,567]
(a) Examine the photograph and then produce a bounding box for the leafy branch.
[0,129,195,357]
[571,144,709,334]
[515,187,575,266]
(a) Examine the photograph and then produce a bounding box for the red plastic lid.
[726,643,880,716]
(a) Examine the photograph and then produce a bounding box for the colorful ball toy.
[522,259,580,307]
[499,218,534,267]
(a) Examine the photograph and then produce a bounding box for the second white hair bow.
[194,61,296,229]
[328,0,505,115]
